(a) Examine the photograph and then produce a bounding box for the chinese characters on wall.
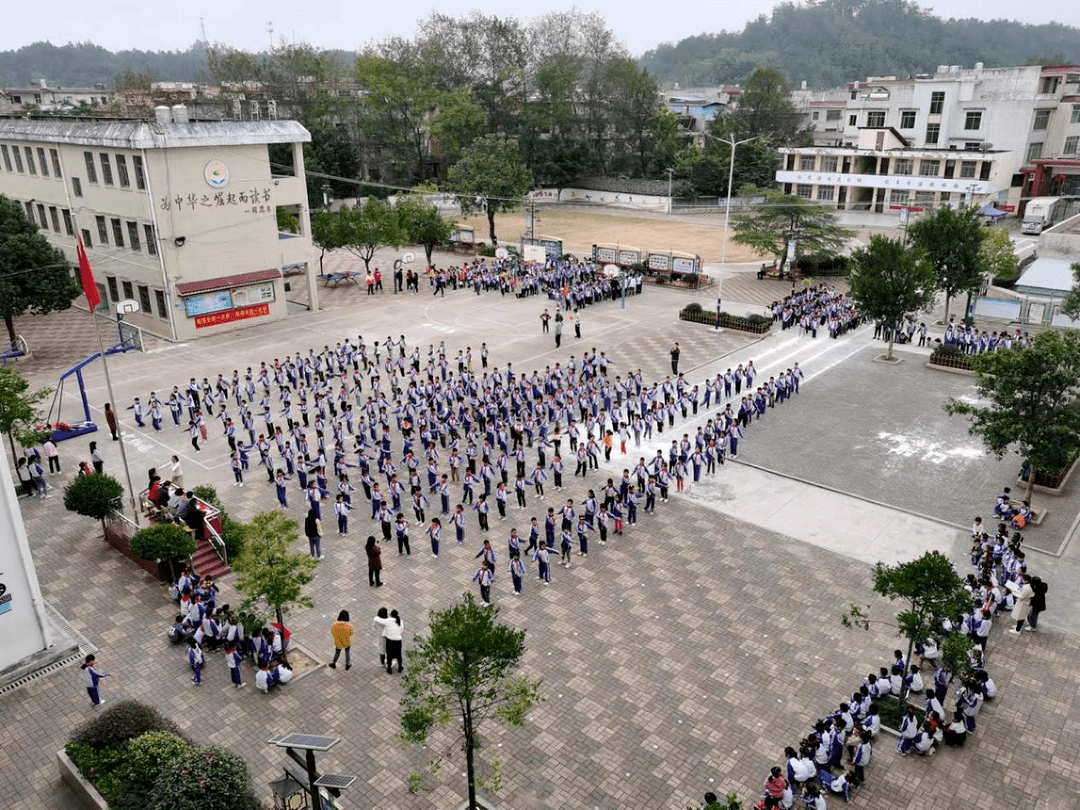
[161,187,274,215]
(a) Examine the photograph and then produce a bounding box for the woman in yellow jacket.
[329,610,353,670]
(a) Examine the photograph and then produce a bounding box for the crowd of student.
[872,316,1036,353]
[770,285,862,339]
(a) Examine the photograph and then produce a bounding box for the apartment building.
[0,107,318,340]
[777,64,1080,214]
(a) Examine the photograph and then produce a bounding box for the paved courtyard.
[2,276,1079,810]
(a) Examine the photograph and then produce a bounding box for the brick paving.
[1,279,1077,810]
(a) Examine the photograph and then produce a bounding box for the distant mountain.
[640,0,1080,88]
[0,41,212,87]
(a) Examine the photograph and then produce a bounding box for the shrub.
[65,741,129,804]
[683,302,703,313]
[193,485,246,559]
[148,746,256,810]
[64,473,124,527]
[114,732,192,810]
[745,313,771,325]
[70,700,181,749]
[932,343,962,357]
[130,523,196,561]
[477,245,496,257]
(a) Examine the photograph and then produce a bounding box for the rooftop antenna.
[200,16,207,42]
[267,21,274,51]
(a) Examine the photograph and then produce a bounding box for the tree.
[231,511,315,628]
[336,198,405,273]
[847,235,937,360]
[980,227,1019,282]
[1061,262,1080,320]
[64,473,124,535]
[713,67,807,145]
[0,195,81,344]
[399,592,544,810]
[396,195,456,266]
[907,206,985,326]
[843,551,972,697]
[944,330,1080,502]
[0,367,51,464]
[447,136,532,245]
[731,188,853,270]
[309,210,346,275]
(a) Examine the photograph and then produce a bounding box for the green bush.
[130,523,196,561]
[192,485,246,559]
[745,314,771,325]
[70,700,181,749]
[148,746,257,810]
[65,741,129,804]
[114,732,192,810]
[683,302,703,313]
[64,473,124,523]
[477,245,496,257]
[932,343,963,358]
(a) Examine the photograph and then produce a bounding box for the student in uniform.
[80,654,109,706]
[473,560,495,604]
[427,517,442,557]
[225,643,245,688]
[188,638,204,685]
[509,552,525,595]
[335,494,351,535]
[532,544,552,585]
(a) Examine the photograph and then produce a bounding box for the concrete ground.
[2,255,1079,810]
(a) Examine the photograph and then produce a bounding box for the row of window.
[796,154,983,178]
[23,200,74,237]
[1,144,62,178]
[104,275,168,320]
[2,144,149,197]
[77,214,158,257]
[794,184,954,207]
[81,150,146,191]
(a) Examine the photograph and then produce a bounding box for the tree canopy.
[1061,262,1080,320]
[907,206,986,326]
[944,329,1080,500]
[847,235,937,360]
[712,67,808,145]
[232,511,315,627]
[447,136,531,245]
[335,198,405,272]
[396,195,456,265]
[731,189,853,269]
[0,366,50,461]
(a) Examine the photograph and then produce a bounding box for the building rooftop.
[0,117,310,148]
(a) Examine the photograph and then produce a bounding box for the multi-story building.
[0,107,319,340]
[0,78,113,114]
[776,64,1080,214]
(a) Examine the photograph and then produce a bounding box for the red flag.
[76,236,101,313]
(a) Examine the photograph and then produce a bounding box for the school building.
[0,107,319,341]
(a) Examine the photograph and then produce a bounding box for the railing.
[206,522,228,566]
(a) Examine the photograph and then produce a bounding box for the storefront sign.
[194,303,270,329]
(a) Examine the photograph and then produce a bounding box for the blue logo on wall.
[0,581,10,615]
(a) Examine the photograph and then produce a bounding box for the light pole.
[666,167,675,213]
[704,132,763,311]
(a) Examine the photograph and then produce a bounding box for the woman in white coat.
[1009,574,1035,634]
[374,608,404,673]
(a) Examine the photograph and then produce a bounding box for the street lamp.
[703,132,763,311]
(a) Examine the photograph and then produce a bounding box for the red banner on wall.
[194,303,270,329]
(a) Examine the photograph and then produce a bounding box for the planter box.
[1017,453,1080,495]
[57,749,109,810]
[678,310,718,326]
[717,315,772,334]
[928,353,974,373]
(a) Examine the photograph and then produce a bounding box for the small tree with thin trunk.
[399,592,543,810]
[336,198,406,273]
[907,205,985,326]
[231,511,314,628]
[447,135,532,246]
[847,235,937,361]
[0,366,51,464]
[64,473,124,536]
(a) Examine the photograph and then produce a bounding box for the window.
[1041,76,1061,95]
[1026,142,1043,162]
[964,111,982,130]
[116,154,130,188]
[817,187,835,201]
[72,176,83,197]
[866,111,886,127]
[900,110,916,129]
[1065,136,1079,155]
[138,285,152,313]
[49,206,60,232]
[919,160,940,177]
[126,221,141,252]
[36,204,47,229]
[929,91,945,114]
[81,228,93,249]
[83,152,97,183]
[1073,105,1080,124]
[821,156,838,172]
[132,155,146,190]
[144,224,158,256]
[111,218,125,247]
[915,191,934,205]
[848,114,857,127]
[95,216,109,245]
[99,153,113,185]
[960,161,977,178]
[890,189,910,204]
[826,109,842,121]
[61,209,73,236]
[23,201,33,220]
[154,289,167,318]
[122,280,133,299]
[106,277,119,301]
[37,147,49,177]
[11,147,23,172]
[0,145,10,171]
[812,111,819,121]
[799,155,815,170]
[1033,110,1051,131]
[893,158,913,175]
[796,184,813,199]
[925,123,940,145]
[24,147,36,175]
[50,148,61,177]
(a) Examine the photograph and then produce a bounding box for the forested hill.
[0,41,211,86]
[640,0,1080,89]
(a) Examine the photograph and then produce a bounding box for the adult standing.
[670,342,681,375]
[365,535,383,587]
[1008,574,1035,634]
[103,403,119,441]
[305,508,324,560]
[541,309,551,334]
[554,315,564,348]
[15,458,33,498]
[374,609,404,673]
[90,441,104,474]
[1027,576,1048,632]
[43,438,60,474]
[80,654,109,707]
[573,311,582,339]
[169,455,184,488]
[329,610,353,670]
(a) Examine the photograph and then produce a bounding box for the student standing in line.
[329,610,353,670]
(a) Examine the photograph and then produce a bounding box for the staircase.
[192,534,231,579]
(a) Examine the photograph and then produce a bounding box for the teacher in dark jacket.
[1027,576,1048,632]
[365,535,383,587]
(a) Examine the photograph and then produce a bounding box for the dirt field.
[457,206,768,264]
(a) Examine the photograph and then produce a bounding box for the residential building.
[0,78,113,114]
[777,64,1080,214]
[0,108,318,340]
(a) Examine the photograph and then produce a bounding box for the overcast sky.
[3,0,1078,57]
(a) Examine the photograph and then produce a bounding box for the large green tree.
[848,235,937,361]
[399,593,544,810]
[713,67,807,145]
[908,206,986,326]
[309,210,346,275]
[0,367,50,463]
[447,136,532,245]
[945,330,1080,502]
[232,511,316,628]
[0,195,80,344]
[731,188,853,270]
[396,195,456,266]
[1060,262,1080,320]
[336,198,406,273]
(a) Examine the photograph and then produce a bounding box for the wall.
[531,188,670,212]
